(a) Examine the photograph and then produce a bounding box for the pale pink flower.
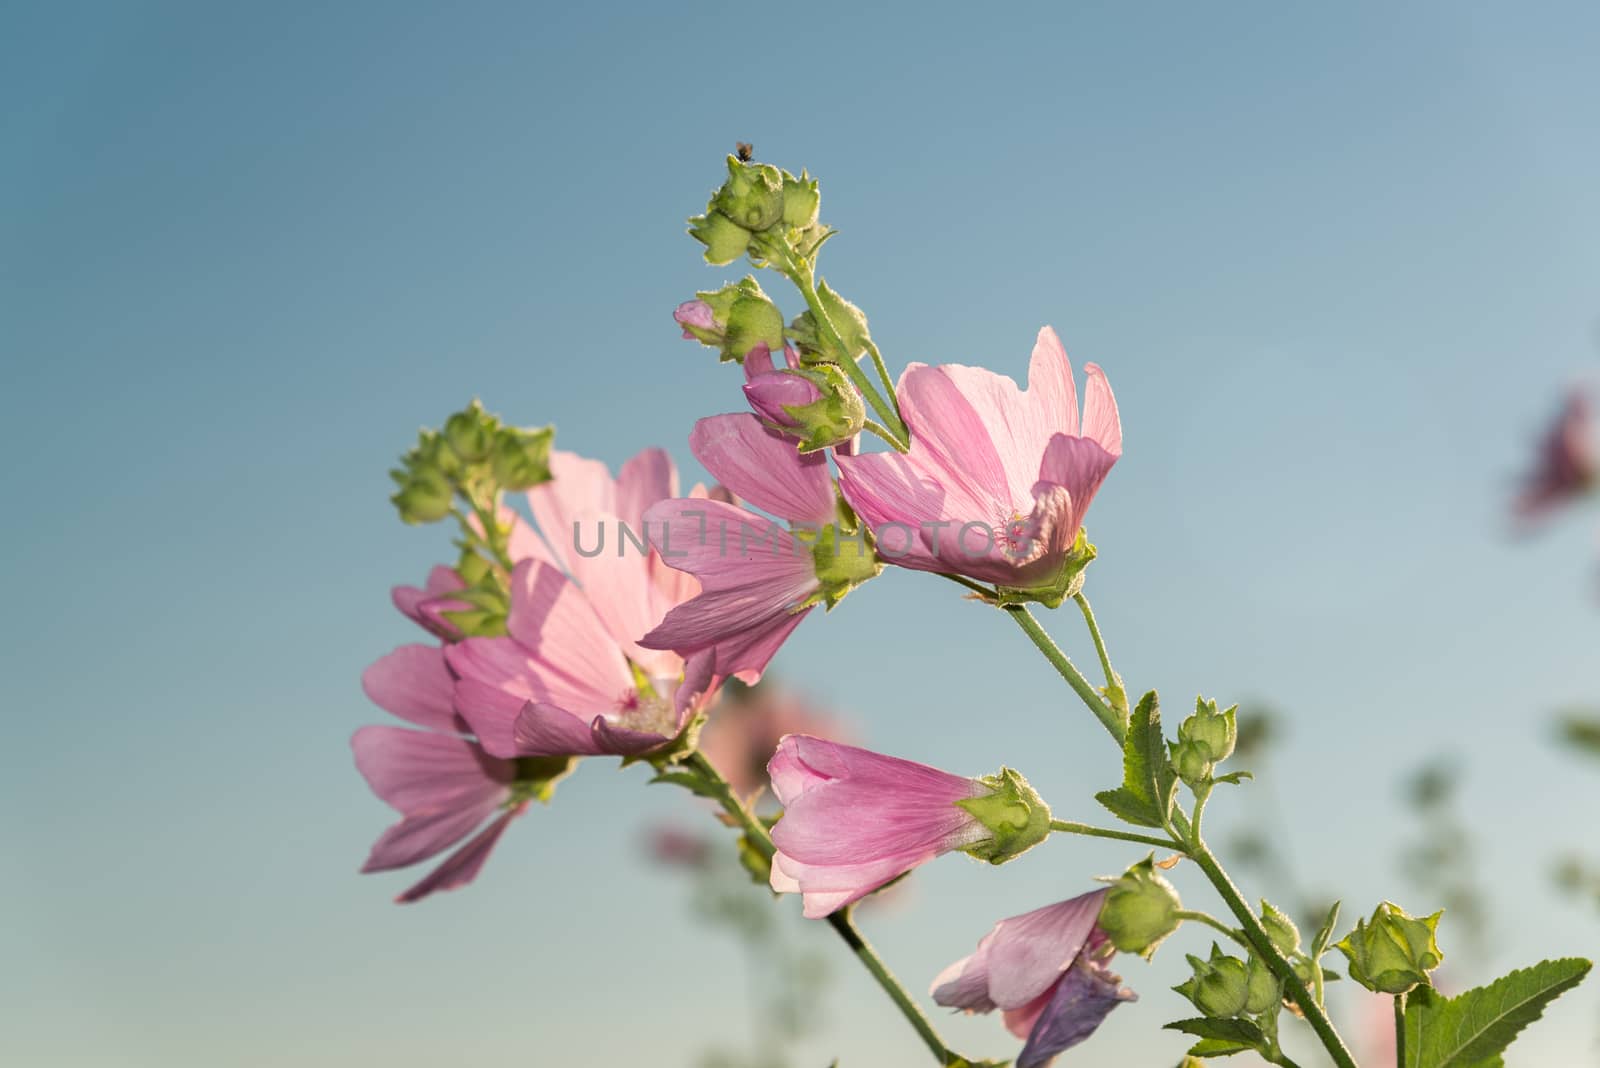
[932,888,1136,1068]
[447,447,716,759]
[640,414,839,684]
[390,564,469,641]
[353,644,526,903]
[1513,388,1596,527]
[766,735,990,918]
[837,326,1120,588]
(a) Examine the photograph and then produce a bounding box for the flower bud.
[678,278,785,363]
[1334,902,1444,994]
[1243,953,1282,1014]
[712,155,786,231]
[1178,698,1237,765]
[390,464,453,525]
[1259,900,1301,956]
[1097,854,1182,958]
[787,280,872,364]
[744,364,866,452]
[956,767,1052,865]
[443,400,497,463]
[1171,738,1214,786]
[781,170,821,228]
[1175,945,1251,1018]
[489,424,554,491]
[687,210,754,266]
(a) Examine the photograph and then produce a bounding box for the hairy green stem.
[1050,819,1180,851]
[680,752,970,1066]
[1003,604,1125,743]
[1394,993,1406,1068]
[1186,837,1359,1068]
[1175,908,1249,948]
[785,261,909,449]
[1073,592,1124,713]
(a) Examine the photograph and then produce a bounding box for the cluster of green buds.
[957,767,1053,865]
[1335,901,1445,994]
[688,156,831,271]
[1176,944,1282,1018]
[390,400,555,525]
[1097,854,1183,958]
[1171,697,1238,786]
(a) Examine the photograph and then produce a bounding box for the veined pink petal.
[1027,326,1080,441]
[935,890,1109,1012]
[765,737,987,916]
[615,447,678,530]
[642,499,818,589]
[505,560,634,700]
[526,450,618,574]
[1079,362,1122,457]
[392,565,469,639]
[689,414,836,526]
[897,364,1013,515]
[352,726,512,870]
[361,644,463,733]
[512,701,610,757]
[395,804,525,904]
[640,586,813,684]
[446,635,622,758]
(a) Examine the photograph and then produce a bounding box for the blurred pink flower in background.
[1513,387,1596,528]
[699,682,851,798]
[837,326,1121,588]
[766,735,990,918]
[932,888,1135,1068]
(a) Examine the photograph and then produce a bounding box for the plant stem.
[785,260,909,449]
[1073,592,1124,712]
[1186,836,1360,1068]
[861,418,904,449]
[1003,604,1125,744]
[1394,993,1406,1068]
[1175,908,1249,948]
[938,572,997,600]
[680,752,970,1066]
[865,340,902,416]
[1049,819,1181,851]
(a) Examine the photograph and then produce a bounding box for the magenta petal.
[395,805,524,904]
[688,413,836,525]
[744,372,820,427]
[1016,958,1135,1068]
[512,701,608,757]
[361,644,463,733]
[590,717,671,756]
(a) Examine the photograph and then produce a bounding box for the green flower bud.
[781,170,821,228]
[390,464,453,525]
[443,400,498,463]
[1178,698,1238,765]
[687,211,754,266]
[1244,953,1282,1014]
[1175,944,1251,1018]
[1171,738,1214,786]
[723,291,786,364]
[489,424,554,491]
[1260,900,1301,956]
[957,767,1052,865]
[746,364,866,452]
[1334,902,1445,995]
[712,155,786,231]
[1097,854,1182,958]
[788,279,872,364]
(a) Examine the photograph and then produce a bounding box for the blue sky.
[3,2,1598,1065]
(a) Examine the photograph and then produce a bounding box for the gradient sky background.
[4,2,1599,1065]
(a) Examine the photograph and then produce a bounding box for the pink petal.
[1079,362,1122,457]
[984,891,1108,1009]
[1027,326,1080,440]
[512,701,609,757]
[688,414,836,526]
[361,644,463,733]
[643,499,817,590]
[352,727,512,871]
[526,450,619,573]
[1015,958,1135,1067]
[446,635,621,758]
[640,588,812,684]
[896,363,1012,515]
[395,805,525,904]
[504,560,634,700]
[615,447,678,529]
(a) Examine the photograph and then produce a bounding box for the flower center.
[614,686,679,738]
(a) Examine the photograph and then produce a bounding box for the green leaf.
[1403,957,1591,1068]
[649,769,722,801]
[1165,1018,1267,1059]
[1094,691,1178,829]
[1310,900,1342,959]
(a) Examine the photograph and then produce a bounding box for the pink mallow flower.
[932,889,1136,1068]
[1513,388,1596,527]
[354,643,536,903]
[766,735,1025,919]
[447,448,717,759]
[640,413,875,683]
[837,326,1120,591]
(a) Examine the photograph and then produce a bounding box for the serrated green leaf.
[1403,957,1591,1068]
[1165,1017,1268,1046]
[1213,771,1253,786]
[1186,1038,1256,1058]
[1095,691,1177,828]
